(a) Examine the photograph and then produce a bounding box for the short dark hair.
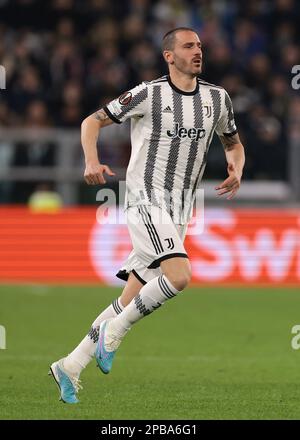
[162,27,198,52]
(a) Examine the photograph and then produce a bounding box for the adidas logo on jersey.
[163,106,173,113]
[167,123,206,141]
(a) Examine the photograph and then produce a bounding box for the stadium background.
[1,0,300,420]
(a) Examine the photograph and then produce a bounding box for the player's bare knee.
[171,273,190,291]
[163,260,192,291]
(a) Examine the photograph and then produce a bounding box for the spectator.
[0,0,297,195]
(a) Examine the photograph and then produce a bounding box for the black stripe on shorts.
[138,206,163,255]
[142,206,164,253]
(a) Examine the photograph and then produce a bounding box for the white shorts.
[116,205,188,284]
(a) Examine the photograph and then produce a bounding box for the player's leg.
[109,223,191,336]
[160,255,191,291]
[96,257,191,374]
[49,272,143,403]
[105,257,191,340]
[62,272,143,376]
[95,206,191,374]
[119,271,145,307]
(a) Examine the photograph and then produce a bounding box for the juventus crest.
[203,104,212,118]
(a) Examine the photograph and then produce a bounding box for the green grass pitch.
[1,284,300,420]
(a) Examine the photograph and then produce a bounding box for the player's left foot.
[95,319,122,374]
[48,358,82,404]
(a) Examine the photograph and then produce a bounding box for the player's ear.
[163,50,174,65]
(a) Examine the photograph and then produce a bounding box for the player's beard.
[173,55,202,77]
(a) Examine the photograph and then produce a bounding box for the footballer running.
[49,27,245,403]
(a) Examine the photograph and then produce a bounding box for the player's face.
[170,31,202,76]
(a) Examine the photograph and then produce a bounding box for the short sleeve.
[215,90,238,137]
[103,82,149,124]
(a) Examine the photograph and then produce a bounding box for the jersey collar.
[167,75,199,96]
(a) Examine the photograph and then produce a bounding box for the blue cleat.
[48,358,82,404]
[95,320,121,374]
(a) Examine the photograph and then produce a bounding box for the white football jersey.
[104,75,237,224]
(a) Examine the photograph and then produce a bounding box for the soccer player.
[49,27,245,403]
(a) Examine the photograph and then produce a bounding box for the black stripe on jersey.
[197,78,224,90]
[223,129,238,137]
[192,159,205,196]
[117,87,148,120]
[144,85,162,203]
[150,79,168,84]
[103,106,122,124]
[168,75,199,96]
[164,91,183,217]
[151,76,168,84]
[138,206,163,255]
[143,206,164,252]
[183,93,203,192]
[224,92,236,133]
[207,88,222,145]
[192,88,222,195]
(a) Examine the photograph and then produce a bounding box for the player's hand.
[215,163,241,200]
[84,162,115,185]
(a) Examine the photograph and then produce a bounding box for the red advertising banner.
[0,207,299,285]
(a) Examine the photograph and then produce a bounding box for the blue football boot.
[95,320,122,374]
[49,358,82,404]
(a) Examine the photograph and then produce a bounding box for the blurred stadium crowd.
[0,0,300,203]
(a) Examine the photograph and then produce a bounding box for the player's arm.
[215,133,245,200]
[81,109,115,185]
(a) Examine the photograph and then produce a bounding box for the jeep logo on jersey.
[119,91,132,106]
[167,123,206,141]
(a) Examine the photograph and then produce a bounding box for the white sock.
[63,297,124,376]
[107,275,179,344]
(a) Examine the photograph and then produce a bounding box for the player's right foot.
[95,319,122,374]
[48,358,82,404]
